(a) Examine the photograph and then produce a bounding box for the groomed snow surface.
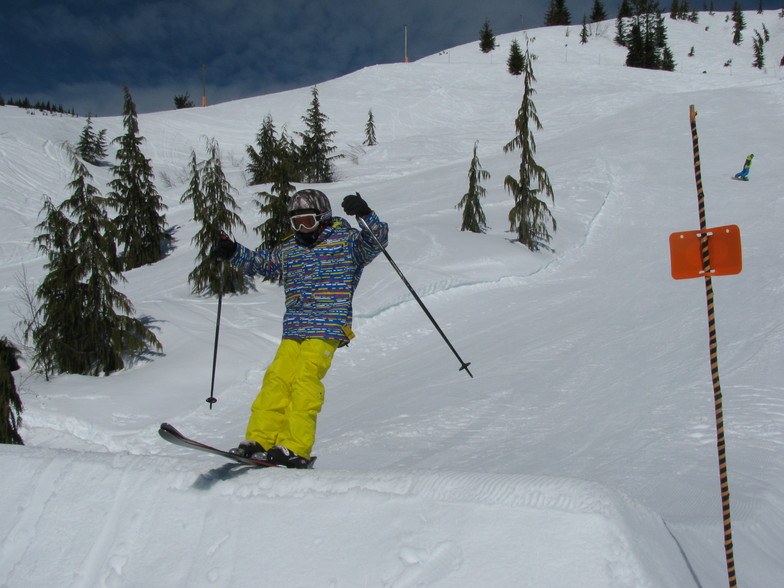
[1,12,783,587]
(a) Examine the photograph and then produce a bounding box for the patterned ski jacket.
[229,214,388,345]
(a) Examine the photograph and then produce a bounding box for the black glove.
[212,234,237,260]
[342,193,372,217]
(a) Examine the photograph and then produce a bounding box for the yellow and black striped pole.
[689,104,737,587]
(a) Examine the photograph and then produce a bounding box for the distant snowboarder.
[733,154,753,181]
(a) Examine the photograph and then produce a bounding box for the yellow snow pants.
[246,338,338,459]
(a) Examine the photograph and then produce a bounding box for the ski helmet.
[288,189,332,223]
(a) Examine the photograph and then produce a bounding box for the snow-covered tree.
[615,0,634,45]
[107,87,168,271]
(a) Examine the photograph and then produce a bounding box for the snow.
[1,11,783,587]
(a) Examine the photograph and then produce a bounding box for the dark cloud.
[1,0,772,116]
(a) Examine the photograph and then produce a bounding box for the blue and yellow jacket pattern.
[230,214,388,345]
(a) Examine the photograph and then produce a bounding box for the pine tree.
[457,141,489,233]
[363,109,377,146]
[479,18,497,53]
[615,0,634,45]
[545,0,573,26]
[76,115,108,165]
[580,16,590,43]
[752,30,765,69]
[661,46,676,70]
[297,86,339,183]
[624,2,675,71]
[0,337,24,445]
[182,140,248,296]
[731,1,746,45]
[255,130,300,274]
[590,0,608,22]
[107,87,168,270]
[31,146,161,377]
[173,92,194,109]
[246,114,282,185]
[507,40,525,75]
[503,47,555,251]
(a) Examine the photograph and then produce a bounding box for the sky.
[2,0,775,117]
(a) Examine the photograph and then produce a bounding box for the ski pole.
[356,215,473,378]
[206,260,224,408]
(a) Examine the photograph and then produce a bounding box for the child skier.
[213,190,388,468]
[734,154,753,181]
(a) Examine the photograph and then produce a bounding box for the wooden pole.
[689,104,737,588]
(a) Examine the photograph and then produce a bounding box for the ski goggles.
[290,212,320,232]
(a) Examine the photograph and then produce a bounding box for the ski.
[730,176,749,181]
[159,422,316,469]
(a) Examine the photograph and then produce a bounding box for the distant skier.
[213,190,388,468]
[734,154,753,181]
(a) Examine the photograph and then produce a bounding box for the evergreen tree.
[661,46,676,70]
[297,86,339,183]
[254,129,300,276]
[457,141,489,233]
[31,147,161,377]
[580,16,590,43]
[731,1,746,45]
[545,0,573,26]
[479,18,497,53]
[626,23,647,66]
[246,114,282,185]
[173,92,194,109]
[0,337,24,445]
[503,47,555,251]
[75,115,108,165]
[507,40,525,75]
[182,140,248,296]
[107,87,168,270]
[615,0,634,45]
[590,0,608,22]
[752,30,765,69]
[363,109,377,146]
[624,1,675,71]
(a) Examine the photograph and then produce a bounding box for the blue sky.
[1,0,773,117]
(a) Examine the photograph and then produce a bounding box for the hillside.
[1,12,783,587]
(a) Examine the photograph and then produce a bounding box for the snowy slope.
[1,12,783,587]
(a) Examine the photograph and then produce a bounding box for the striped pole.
[689,105,737,587]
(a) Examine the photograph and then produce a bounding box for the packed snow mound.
[0,445,694,587]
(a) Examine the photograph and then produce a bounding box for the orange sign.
[669,225,742,280]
